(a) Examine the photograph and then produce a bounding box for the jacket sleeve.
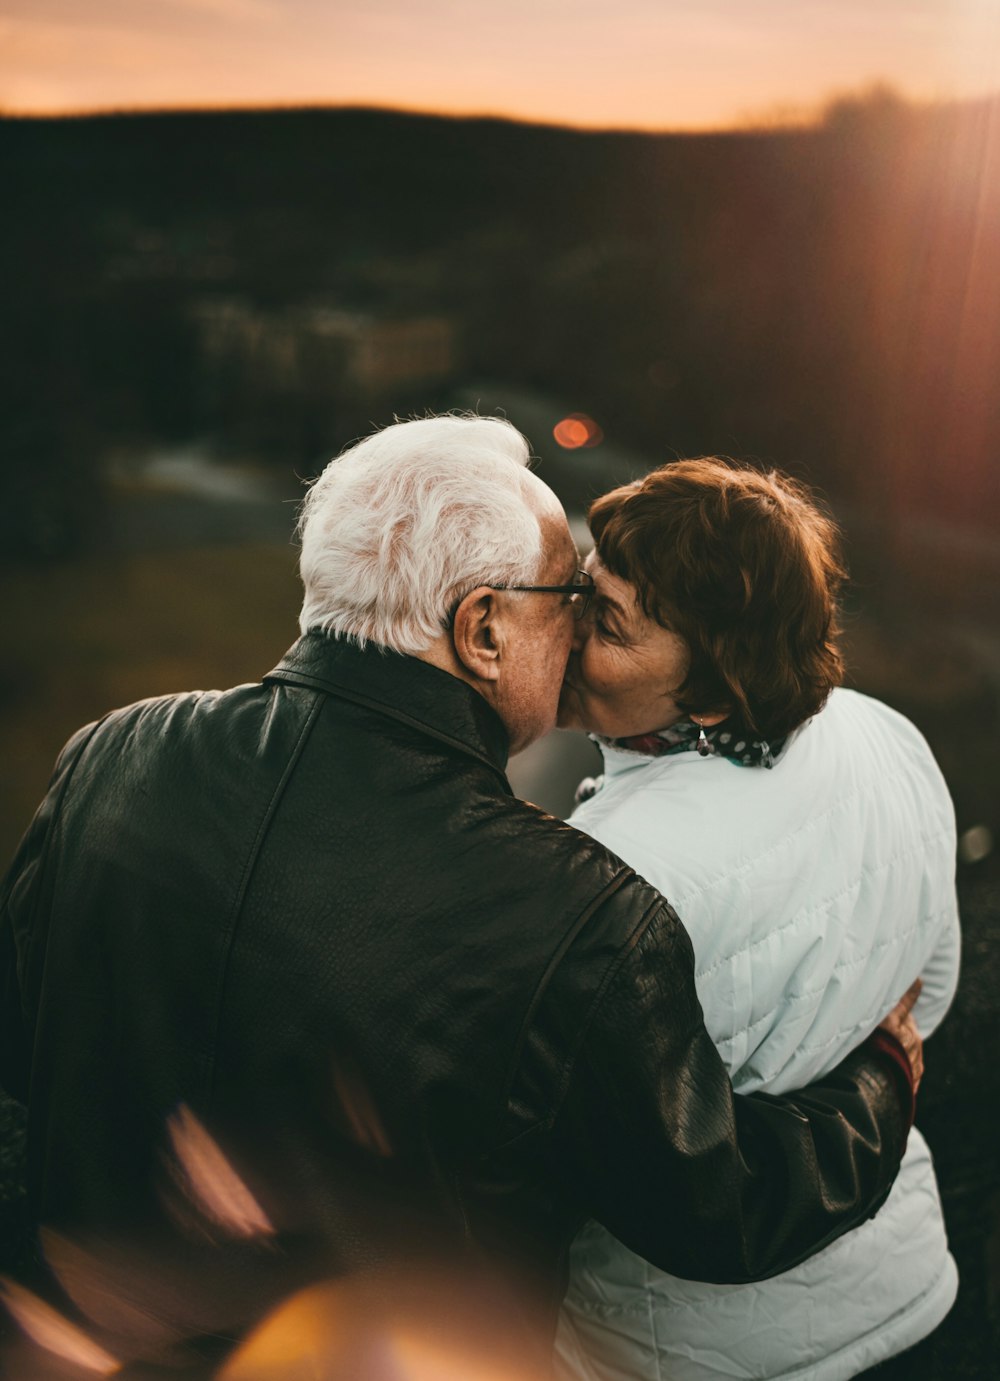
[0,722,99,1103]
[549,896,912,1284]
[914,891,961,1038]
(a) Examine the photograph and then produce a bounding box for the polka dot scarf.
[603,718,785,768]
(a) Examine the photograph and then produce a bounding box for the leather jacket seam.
[204,687,324,1109]
[494,882,667,1149]
[547,894,668,1121]
[498,868,636,1118]
[19,718,106,1009]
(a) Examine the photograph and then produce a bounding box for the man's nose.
[570,614,590,652]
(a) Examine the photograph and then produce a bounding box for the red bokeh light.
[553,414,603,449]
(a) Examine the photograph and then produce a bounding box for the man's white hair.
[297,414,546,654]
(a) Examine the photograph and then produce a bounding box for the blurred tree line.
[1,90,998,576]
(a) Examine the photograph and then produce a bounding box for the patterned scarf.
[603,718,785,768]
[575,719,788,806]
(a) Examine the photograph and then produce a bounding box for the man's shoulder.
[83,680,268,745]
[58,679,288,801]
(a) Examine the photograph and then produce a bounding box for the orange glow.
[2,5,999,129]
[388,1327,533,1381]
[0,1277,121,1375]
[553,414,604,449]
[219,1277,546,1381]
[218,1280,354,1380]
[165,1105,274,1239]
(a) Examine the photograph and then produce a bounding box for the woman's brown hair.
[588,458,847,742]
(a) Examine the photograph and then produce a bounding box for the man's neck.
[415,634,481,695]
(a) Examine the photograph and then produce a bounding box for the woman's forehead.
[585,551,680,645]
[585,553,635,606]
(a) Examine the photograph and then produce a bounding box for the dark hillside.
[2,100,999,585]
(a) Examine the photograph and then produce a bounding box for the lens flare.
[166,1105,274,1239]
[0,1277,121,1375]
[40,1228,179,1351]
[331,1052,394,1158]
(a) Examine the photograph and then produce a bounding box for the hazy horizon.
[6,83,1000,138]
[3,0,999,131]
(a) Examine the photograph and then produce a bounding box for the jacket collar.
[265,632,511,780]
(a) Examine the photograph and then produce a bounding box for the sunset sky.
[2,0,999,129]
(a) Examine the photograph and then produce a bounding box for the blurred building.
[195,299,457,397]
[191,298,458,458]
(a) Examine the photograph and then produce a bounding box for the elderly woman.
[554,459,960,1381]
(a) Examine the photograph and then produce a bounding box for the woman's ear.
[451,587,502,683]
[694,709,730,727]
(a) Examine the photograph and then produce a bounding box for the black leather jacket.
[1,634,911,1362]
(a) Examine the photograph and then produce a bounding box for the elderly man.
[1,416,918,1376]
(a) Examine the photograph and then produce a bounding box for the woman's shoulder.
[568,749,785,914]
[802,688,949,794]
[569,687,952,903]
[815,685,930,742]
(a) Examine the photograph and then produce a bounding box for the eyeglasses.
[492,568,595,621]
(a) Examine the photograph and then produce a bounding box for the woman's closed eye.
[595,616,626,643]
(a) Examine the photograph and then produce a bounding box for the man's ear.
[451,587,502,683]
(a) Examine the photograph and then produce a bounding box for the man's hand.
[878,979,924,1092]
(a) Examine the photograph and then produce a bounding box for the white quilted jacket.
[556,688,960,1381]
